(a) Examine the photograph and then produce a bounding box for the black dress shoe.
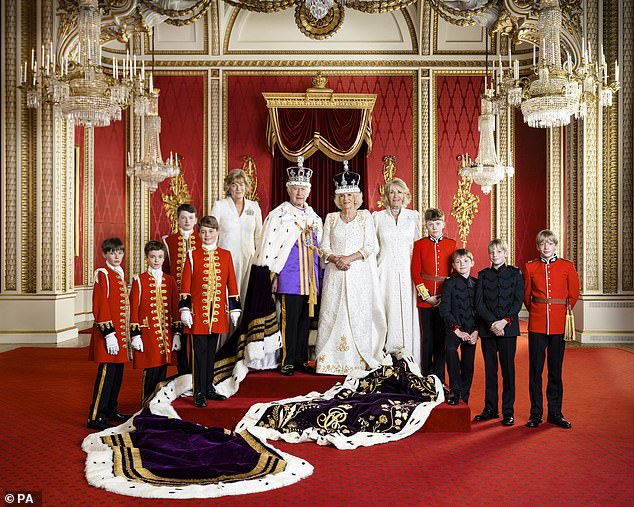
[474,410,499,422]
[280,365,294,376]
[87,418,113,431]
[526,417,542,428]
[193,393,207,407]
[296,362,316,374]
[108,412,132,422]
[501,416,515,426]
[446,392,460,406]
[205,389,226,401]
[547,415,572,429]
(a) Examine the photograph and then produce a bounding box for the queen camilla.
[315,162,388,375]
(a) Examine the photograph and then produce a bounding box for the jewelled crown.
[286,156,313,188]
[333,160,361,194]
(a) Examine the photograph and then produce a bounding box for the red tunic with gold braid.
[411,236,457,308]
[163,230,201,289]
[89,266,129,363]
[129,272,180,369]
[523,257,580,335]
[180,247,240,335]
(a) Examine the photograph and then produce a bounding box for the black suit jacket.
[475,264,524,337]
[439,273,478,334]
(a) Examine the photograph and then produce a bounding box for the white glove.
[230,309,241,327]
[105,333,119,355]
[131,335,144,352]
[172,332,181,351]
[180,308,193,328]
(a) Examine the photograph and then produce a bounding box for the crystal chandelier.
[19,0,130,127]
[492,0,620,128]
[126,29,178,193]
[461,32,513,195]
[126,90,179,193]
[461,93,514,195]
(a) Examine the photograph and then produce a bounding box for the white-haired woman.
[372,177,421,365]
[211,169,263,301]
[315,166,387,375]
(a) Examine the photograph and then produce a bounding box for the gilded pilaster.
[417,69,430,211]
[3,0,18,292]
[580,0,601,292]
[492,106,515,263]
[565,122,578,264]
[207,71,216,209]
[21,0,37,294]
[39,0,55,292]
[601,0,618,293]
[546,127,563,242]
[84,127,95,283]
[621,0,633,291]
[429,70,438,208]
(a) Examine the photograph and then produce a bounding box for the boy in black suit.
[439,249,478,406]
[474,239,524,426]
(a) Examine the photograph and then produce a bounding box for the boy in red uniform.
[411,208,457,384]
[163,203,200,375]
[129,240,182,402]
[179,216,241,407]
[523,229,580,429]
[87,238,131,431]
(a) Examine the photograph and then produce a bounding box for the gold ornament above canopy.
[263,73,376,162]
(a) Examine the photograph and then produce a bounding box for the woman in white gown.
[315,164,387,376]
[373,178,421,365]
[211,169,263,301]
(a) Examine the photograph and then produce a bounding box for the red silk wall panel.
[150,75,205,239]
[436,75,491,272]
[74,127,85,286]
[514,108,547,269]
[93,114,127,271]
[226,74,414,215]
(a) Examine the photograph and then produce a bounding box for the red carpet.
[0,341,633,506]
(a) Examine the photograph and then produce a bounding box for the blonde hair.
[223,168,252,197]
[334,192,363,210]
[536,229,558,246]
[488,238,508,255]
[381,177,411,208]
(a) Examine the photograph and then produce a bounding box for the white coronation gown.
[373,208,421,366]
[315,210,388,376]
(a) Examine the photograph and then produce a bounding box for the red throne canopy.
[263,77,376,218]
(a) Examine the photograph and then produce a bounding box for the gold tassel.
[564,304,575,342]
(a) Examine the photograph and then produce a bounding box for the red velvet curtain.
[275,108,364,155]
[272,145,368,220]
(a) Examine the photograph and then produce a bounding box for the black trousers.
[192,334,219,396]
[528,331,566,419]
[419,307,446,384]
[142,364,169,401]
[445,333,476,403]
[176,335,191,375]
[280,294,310,368]
[481,336,517,416]
[88,362,125,422]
